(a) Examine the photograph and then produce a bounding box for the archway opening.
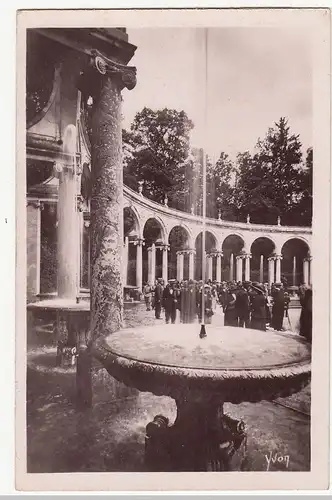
[168,226,190,280]
[250,237,275,283]
[281,238,310,287]
[124,207,140,286]
[195,231,217,280]
[143,218,165,284]
[222,235,244,281]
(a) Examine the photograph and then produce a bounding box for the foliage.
[123,111,312,227]
[123,107,194,207]
[232,118,309,225]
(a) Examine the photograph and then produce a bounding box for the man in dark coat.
[163,281,178,324]
[250,283,267,331]
[235,282,251,328]
[154,279,164,319]
[224,284,238,327]
[271,283,285,331]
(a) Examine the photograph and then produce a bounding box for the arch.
[281,237,311,287]
[250,236,276,284]
[123,205,142,239]
[168,222,194,248]
[221,232,245,249]
[281,236,311,254]
[142,215,167,244]
[195,230,218,251]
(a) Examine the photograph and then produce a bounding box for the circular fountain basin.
[93,324,311,404]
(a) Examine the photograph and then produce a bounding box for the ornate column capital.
[303,255,312,262]
[91,50,137,91]
[79,50,137,99]
[275,254,283,261]
[133,237,145,247]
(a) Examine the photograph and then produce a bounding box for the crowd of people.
[142,278,312,341]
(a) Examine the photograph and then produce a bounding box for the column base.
[145,396,248,472]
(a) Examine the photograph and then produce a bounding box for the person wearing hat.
[236,282,251,328]
[271,282,285,331]
[250,282,268,331]
[224,284,238,327]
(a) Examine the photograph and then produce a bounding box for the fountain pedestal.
[92,323,311,472]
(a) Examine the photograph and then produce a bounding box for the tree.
[123,107,194,208]
[206,152,237,219]
[233,118,304,224]
[286,147,312,226]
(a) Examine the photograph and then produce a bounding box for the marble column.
[292,256,297,286]
[136,239,143,290]
[89,55,136,338]
[216,252,222,283]
[188,250,195,280]
[236,256,243,282]
[244,253,251,281]
[177,251,184,282]
[303,258,309,286]
[259,255,264,283]
[268,257,275,286]
[56,125,79,299]
[207,254,213,281]
[275,255,282,283]
[151,243,156,284]
[123,236,129,287]
[229,253,234,281]
[162,245,168,284]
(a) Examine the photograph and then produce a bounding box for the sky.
[122,27,312,163]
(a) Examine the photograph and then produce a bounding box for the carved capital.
[133,237,145,247]
[91,50,137,91]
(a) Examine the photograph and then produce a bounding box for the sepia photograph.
[16,8,330,492]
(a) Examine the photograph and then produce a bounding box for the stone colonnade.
[122,241,313,289]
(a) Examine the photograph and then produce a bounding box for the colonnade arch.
[119,191,313,290]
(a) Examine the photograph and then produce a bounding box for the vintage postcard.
[16,8,330,492]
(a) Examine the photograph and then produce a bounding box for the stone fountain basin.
[92,324,311,404]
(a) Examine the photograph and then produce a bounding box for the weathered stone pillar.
[188,250,195,280]
[26,199,42,299]
[135,238,143,290]
[275,254,282,283]
[89,54,137,337]
[292,256,297,286]
[56,124,79,299]
[236,255,243,282]
[268,257,275,286]
[229,253,234,281]
[216,252,222,283]
[162,244,169,284]
[244,253,251,282]
[259,255,264,283]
